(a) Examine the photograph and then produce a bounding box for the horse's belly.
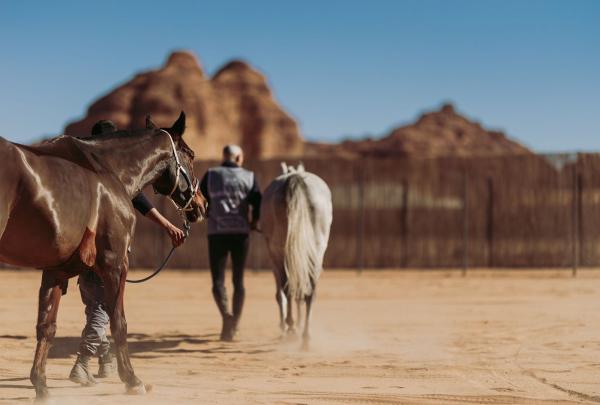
[0,199,85,268]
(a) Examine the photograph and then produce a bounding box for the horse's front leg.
[30,271,64,401]
[101,255,146,394]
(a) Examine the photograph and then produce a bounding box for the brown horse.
[0,112,207,401]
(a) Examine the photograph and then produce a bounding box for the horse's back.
[262,171,332,235]
[18,135,102,173]
[0,136,17,162]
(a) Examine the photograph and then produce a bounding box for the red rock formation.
[64,50,304,160]
[305,104,532,158]
[65,51,531,160]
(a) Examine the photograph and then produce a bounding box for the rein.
[126,221,191,283]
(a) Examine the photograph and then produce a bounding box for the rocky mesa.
[65,51,531,160]
[305,104,532,158]
[64,51,303,160]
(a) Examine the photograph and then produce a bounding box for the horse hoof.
[126,383,152,395]
[281,330,299,343]
[33,387,51,404]
[301,339,310,351]
[33,395,55,405]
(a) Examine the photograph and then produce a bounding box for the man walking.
[69,120,186,385]
[199,145,261,341]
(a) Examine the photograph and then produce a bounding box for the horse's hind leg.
[285,290,296,335]
[101,255,146,394]
[275,286,287,335]
[272,265,290,336]
[30,271,63,400]
[302,285,316,350]
[296,298,303,330]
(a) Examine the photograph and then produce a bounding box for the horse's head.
[149,112,207,223]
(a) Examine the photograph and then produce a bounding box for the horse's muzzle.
[186,192,208,223]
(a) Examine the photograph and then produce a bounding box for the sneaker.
[98,352,116,378]
[69,354,97,386]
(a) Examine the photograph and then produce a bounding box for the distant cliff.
[305,104,532,158]
[65,51,304,160]
[65,51,531,160]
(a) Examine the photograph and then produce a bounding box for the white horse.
[261,163,332,347]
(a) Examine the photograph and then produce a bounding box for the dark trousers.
[208,234,249,320]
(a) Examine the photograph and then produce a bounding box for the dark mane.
[16,136,100,172]
[86,128,154,141]
[86,128,195,160]
[178,139,195,160]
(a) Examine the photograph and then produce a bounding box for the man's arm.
[132,193,154,216]
[247,175,262,228]
[132,193,185,247]
[199,172,210,207]
[145,208,185,247]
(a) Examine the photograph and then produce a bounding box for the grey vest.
[207,166,255,235]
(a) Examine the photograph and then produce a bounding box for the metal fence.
[126,153,600,271]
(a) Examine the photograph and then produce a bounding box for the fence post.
[356,163,366,274]
[572,157,579,277]
[462,167,469,277]
[400,179,409,268]
[486,177,494,267]
[578,170,583,269]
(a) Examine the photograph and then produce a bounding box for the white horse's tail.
[284,173,319,300]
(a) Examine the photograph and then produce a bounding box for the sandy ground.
[1,269,600,404]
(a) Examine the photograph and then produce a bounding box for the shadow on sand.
[47,333,275,359]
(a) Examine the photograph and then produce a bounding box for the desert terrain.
[1,269,600,404]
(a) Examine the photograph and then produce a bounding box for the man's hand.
[146,208,186,247]
[166,223,186,247]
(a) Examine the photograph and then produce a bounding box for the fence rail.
[2,153,597,271]
[122,153,599,270]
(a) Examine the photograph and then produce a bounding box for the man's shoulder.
[209,165,254,176]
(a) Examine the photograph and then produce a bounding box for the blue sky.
[0,0,598,152]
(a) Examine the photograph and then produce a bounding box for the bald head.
[223,144,244,166]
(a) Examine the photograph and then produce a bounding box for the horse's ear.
[170,111,186,138]
[146,115,158,130]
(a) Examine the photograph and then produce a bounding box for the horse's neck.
[83,133,171,197]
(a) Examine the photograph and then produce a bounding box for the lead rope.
[126,220,191,284]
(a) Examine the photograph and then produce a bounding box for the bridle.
[127,130,197,284]
[154,129,199,213]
